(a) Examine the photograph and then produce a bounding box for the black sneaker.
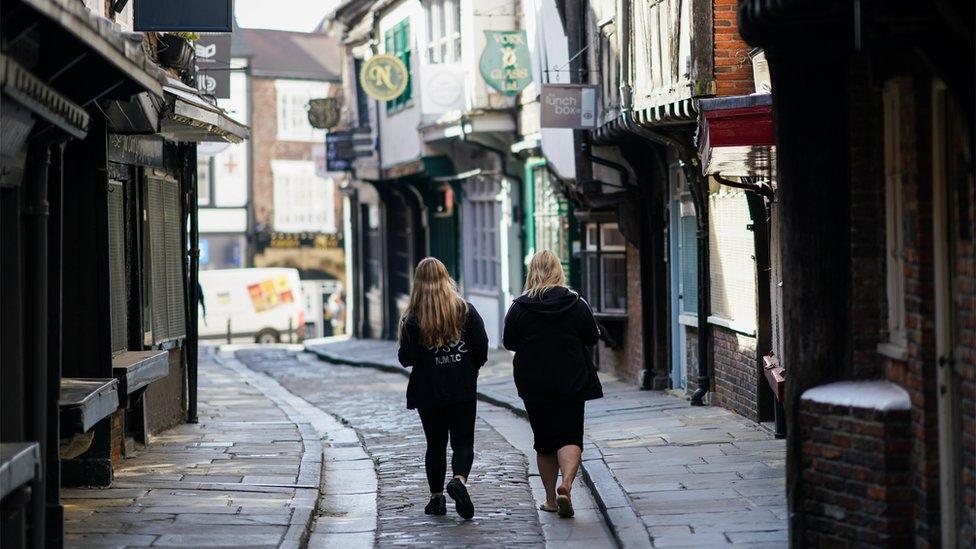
[446,478,474,520]
[425,495,447,515]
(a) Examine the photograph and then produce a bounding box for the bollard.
[226,318,232,344]
[288,318,293,344]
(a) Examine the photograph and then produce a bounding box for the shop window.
[532,166,570,266]
[882,80,907,350]
[384,19,413,112]
[353,57,371,127]
[708,186,757,333]
[275,80,327,142]
[426,0,461,64]
[271,160,337,233]
[581,222,626,314]
[464,179,500,293]
[145,175,186,343]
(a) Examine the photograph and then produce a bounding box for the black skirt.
[524,400,585,454]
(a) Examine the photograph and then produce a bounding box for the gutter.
[616,0,712,403]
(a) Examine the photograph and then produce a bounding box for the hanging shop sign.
[420,64,466,115]
[194,34,231,98]
[359,54,409,101]
[479,31,532,96]
[326,129,373,172]
[134,0,233,32]
[540,84,599,129]
[308,98,341,129]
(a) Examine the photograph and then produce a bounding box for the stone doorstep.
[307,345,652,548]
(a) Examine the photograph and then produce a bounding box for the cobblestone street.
[238,348,614,548]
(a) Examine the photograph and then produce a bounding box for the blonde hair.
[400,257,468,347]
[523,250,567,298]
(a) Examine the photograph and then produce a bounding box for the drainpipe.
[25,140,53,549]
[617,0,712,403]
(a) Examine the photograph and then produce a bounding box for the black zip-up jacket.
[503,287,603,403]
[397,303,489,410]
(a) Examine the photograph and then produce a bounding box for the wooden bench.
[59,378,119,436]
[112,350,169,397]
[0,443,40,501]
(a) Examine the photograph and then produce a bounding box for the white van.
[199,268,306,344]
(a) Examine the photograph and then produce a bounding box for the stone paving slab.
[307,338,789,547]
[62,350,320,548]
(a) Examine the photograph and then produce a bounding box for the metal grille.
[107,180,128,352]
[147,176,186,343]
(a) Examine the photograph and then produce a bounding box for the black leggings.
[417,399,476,493]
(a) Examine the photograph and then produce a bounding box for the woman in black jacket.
[397,257,488,520]
[503,250,602,518]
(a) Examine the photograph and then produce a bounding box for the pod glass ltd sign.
[479,31,532,96]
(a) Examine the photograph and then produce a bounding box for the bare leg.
[556,445,582,496]
[537,452,559,507]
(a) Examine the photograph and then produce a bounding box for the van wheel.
[255,329,280,344]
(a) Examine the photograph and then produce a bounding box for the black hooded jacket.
[503,287,603,403]
[397,303,489,410]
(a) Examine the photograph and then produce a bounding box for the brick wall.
[713,0,752,96]
[145,348,187,435]
[799,389,914,546]
[711,327,759,421]
[251,77,276,229]
[597,243,644,384]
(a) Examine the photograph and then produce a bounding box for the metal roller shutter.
[108,180,127,352]
[147,175,186,343]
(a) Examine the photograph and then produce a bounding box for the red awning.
[697,94,775,177]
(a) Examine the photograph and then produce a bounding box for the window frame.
[881,80,908,354]
[384,19,413,113]
[425,0,461,64]
[580,221,627,315]
[271,160,337,234]
[464,179,501,294]
[275,80,327,142]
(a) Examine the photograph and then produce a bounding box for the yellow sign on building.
[359,54,409,101]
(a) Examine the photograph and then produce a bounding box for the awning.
[16,0,165,99]
[697,94,775,177]
[160,77,249,143]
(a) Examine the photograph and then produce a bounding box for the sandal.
[556,487,574,518]
[539,502,558,512]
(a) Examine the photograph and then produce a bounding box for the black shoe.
[446,478,474,520]
[425,495,447,515]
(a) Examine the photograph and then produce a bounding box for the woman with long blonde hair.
[503,250,603,518]
[397,257,488,520]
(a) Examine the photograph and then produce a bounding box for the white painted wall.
[521,0,576,179]
[378,0,424,169]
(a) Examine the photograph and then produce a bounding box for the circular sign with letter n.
[359,54,409,101]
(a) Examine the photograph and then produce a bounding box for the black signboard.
[194,34,231,98]
[108,134,165,167]
[326,130,372,172]
[134,0,233,32]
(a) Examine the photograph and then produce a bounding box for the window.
[708,186,757,332]
[197,155,212,205]
[532,166,571,266]
[271,160,337,233]
[425,0,461,64]
[353,57,371,127]
[581,222,626,314]
[678,194,698,315]
[275,80,328,141]
[384,19,413,112]
[882,80,907,349]
[464,178,500,292]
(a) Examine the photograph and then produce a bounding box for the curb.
[306,346,650,548]
[218,352,380,549]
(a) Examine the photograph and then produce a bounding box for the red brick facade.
[713,0,752,96]
[799,394,914,546]
[711,328,759,421]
